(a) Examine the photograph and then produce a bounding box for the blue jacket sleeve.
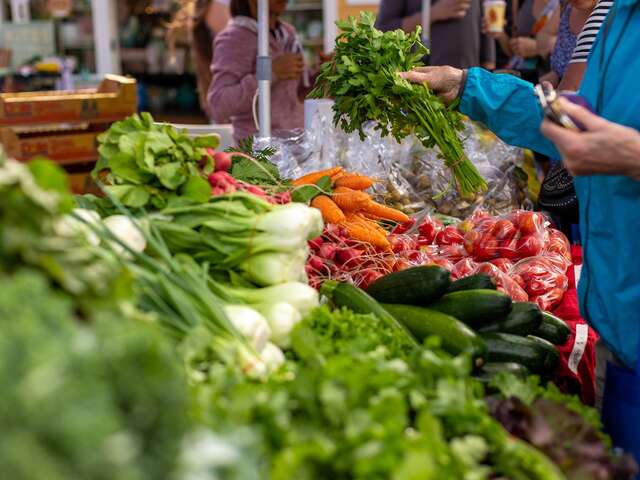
[459,68,560,158]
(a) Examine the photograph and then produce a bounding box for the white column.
[323,0,337,54]
[256,0,271,138]
[90,0,121,75]
[422,0,431,45]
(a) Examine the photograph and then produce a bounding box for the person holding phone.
[207,0,307,141]
[398,1,640,406]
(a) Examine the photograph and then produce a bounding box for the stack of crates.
[0,74,137,193]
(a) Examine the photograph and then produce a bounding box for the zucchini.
[535,312,571,345]
[429,289,513,328]
[479,302,543,336]
[382,304,486,366]
[474,362,531,383]
[366,266,450,305]
[447,274,496,293]
[526,335,560,372]
[320,281,418,348]
[482,332,558,374]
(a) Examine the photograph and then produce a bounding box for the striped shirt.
[569,0,614,63]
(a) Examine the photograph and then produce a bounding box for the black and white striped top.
[569,0,614,64]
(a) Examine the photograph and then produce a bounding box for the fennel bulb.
[223,305,271,353]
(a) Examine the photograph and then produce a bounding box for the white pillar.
[256,0,271,138]
[422,0,431,45]
[323,0,337,54]
[91,0,121,75]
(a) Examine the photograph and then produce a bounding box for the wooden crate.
[0,74,137,127]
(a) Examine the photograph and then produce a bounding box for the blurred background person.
[376,0,496,69]
[167,0,231,118]
[207,0,308,142]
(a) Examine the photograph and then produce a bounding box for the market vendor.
[208,0,307,142]
[399,2,640,395]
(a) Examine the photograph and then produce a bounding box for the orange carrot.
[311,195,346,224]
[344,223,390,249]
[331,186,371,212]
[362,200,411,224]
[334,174,375,190]
[346,213,387,235]
[293,167,343,186]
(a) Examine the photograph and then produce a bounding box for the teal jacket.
[459,0,640,369]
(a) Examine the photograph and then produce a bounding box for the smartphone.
[534,84,593,132]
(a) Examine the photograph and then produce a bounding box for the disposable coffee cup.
[484,0,507,33]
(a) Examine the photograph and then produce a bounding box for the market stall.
[1,10,638,480]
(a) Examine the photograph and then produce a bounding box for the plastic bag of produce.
[387,121,532,218]
[270,110,531,218]
[476,262,530,302]
[510,256,569,311]
[462,210,549,262]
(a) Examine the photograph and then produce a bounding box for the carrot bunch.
[295,167,410,250]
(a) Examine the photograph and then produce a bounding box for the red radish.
[212,151,233,172]
[317,243,337,261]
[308,237,324,251]
[307,255,326,272]
[208,171,237,187]
[273,191,292,204]
[211,186,227,196]
[242,184,267,197]
[335,247,362,267]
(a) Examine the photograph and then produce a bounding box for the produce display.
[2,107,638,480]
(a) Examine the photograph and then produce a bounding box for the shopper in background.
[167,0,231,117]
[557,0,613,91]
[540,0,597,87]
[485,0,559,82]
[376,0,496,69]
[208,0,306,142]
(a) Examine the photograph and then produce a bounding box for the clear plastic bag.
[268,111,532,218]
[509,255,570,311]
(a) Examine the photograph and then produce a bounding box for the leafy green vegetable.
[0,269,190,480]
[309,13,486,196]
[290,175,333,203]
[191,306,571,479]
[227,137,283,186]
[94,113,220,209]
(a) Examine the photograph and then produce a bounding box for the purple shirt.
[207,19,304,142]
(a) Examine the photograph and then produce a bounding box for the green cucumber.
[535,312,571,345]
[447,274,496,293]
[366,266,451,305]
[479,302,543,336]
[482,332,558,374]
[320,281,418,348]
[526,335,560,372]
[382,303,486,366]
[474,362,531,383]
[429,289,513,328]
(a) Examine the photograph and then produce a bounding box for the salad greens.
[309,13,487,196]
[93,113,217,209]
[191,306,569,480]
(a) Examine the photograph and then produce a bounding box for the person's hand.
[510,37,538,58]
[540,98,640,180]
[272,53,304,81]
[398,66,464,104]
[432,0,472,22]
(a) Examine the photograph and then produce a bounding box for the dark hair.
[230,0,253,17]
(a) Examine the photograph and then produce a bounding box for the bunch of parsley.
[309,13,487,196]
